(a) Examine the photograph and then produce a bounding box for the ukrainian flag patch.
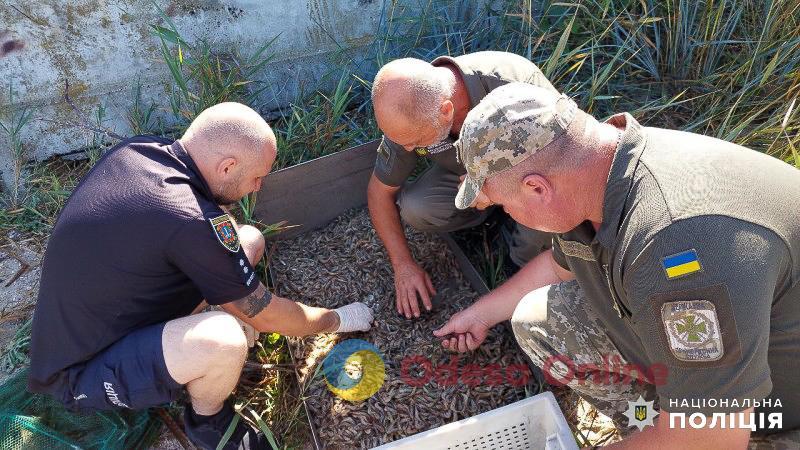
[662,249,702,279]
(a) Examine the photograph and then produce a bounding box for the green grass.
[365,0,799,162]
[233,334,309,450]
[0,317,32,373]
[271,74,377,170]
[150,2,279,132]
[0,158,91,237]
[127,79,162,136]
[0,83,34,209]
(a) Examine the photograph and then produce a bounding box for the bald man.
[28,103,373,450]
[368,51,558,320]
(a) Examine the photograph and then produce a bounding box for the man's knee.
[238,224,265,267]
[509,283,575,367]
[511,285,551,331]
[510,286,562,382]
[167,312,248,364]
[163,312,248,385]
[197,312,248,358]
[397,188,443,231]
[510,281,586,345]
[397,187,486,232]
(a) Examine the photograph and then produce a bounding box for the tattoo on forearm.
[238,283,272,318]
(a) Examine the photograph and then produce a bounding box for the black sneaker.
[184,400,269,450]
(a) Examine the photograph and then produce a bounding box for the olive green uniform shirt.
[373,51,557,186]
[552,113,800,427]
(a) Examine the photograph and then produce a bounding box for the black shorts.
[59,322,183,412]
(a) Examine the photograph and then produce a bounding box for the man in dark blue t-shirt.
[28,102,374,450]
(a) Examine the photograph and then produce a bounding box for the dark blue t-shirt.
[28,136,259,395]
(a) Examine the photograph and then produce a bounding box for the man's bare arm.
[221,283,340,336]
[237,284,273,318]
[367,174,412,266]
[471,249,574,326]
[368,174,436,318]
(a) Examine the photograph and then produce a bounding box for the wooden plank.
[254,140,379,240]
[439,233,490,296]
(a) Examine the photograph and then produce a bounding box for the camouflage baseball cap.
[454,82,577,209]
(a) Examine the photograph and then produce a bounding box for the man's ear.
[521,173,552,204]
[217,157,237,177]
[440,100,455,124]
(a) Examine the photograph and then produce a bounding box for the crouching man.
[368,52,557,319]
[436,84,800,448]
[28,103,373,450]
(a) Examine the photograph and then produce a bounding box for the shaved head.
[182,102,276,161]
[181,102,277,205]
[372,58,455,124]
[371,58,458,149]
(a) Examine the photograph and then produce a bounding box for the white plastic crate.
[372,391,577,450]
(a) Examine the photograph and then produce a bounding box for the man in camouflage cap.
[435,83,800,448]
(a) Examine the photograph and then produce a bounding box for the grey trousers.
[511,281,800,447]
[397,164,551,265]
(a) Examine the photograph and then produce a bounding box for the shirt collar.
[595,113,648,249]
[169,139,216,201]
[431,55,484,108]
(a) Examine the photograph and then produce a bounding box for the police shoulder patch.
[208,214,240,253]
[661,300,723,362]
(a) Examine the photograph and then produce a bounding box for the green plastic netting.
[0,369,164,450]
